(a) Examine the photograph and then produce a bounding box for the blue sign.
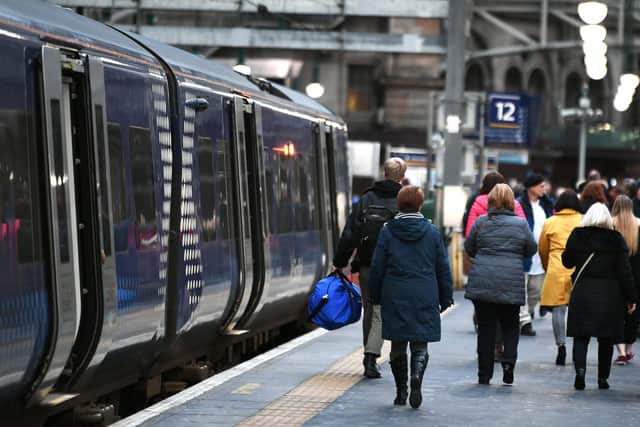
[484,92,540,145]
[488,94,521,129]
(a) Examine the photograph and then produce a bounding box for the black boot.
[502,362,514,385]
[363,353,381,379]
[409,351,428,409]
[574,368,586,390]
[390,354,408,405]
[556,345,566,366]
[598,378,610,389]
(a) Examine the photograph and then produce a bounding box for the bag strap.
[571,252,595,292]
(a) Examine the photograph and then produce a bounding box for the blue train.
[0,1,350,423]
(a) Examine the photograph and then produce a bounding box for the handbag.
[463,218,488,275]
[570,252,595,292]
[307,270,362,330]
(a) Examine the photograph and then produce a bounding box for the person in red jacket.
[464,172,526,238]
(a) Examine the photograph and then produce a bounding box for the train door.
[316,123,334,274]
[235,103,271,327]
[30,46,114,405]
[221,97,256,333]
[324,127,340,249]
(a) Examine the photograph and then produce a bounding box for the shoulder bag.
[570,252,595,292]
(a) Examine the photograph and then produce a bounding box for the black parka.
[562,227,637,340]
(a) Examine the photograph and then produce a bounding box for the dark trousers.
[473,301,520,380]
[572,336,614,379]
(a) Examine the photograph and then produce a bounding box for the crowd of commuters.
[333,162,639,409]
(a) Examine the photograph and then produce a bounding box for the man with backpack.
[333,157,407,378]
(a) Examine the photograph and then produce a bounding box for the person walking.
[464,172,525,238]
[611,195,640,365]
[562,203,637,390]
[518,173,554,335]
[464,172,526,354]
[580,180,608,212]
[465,184,537,385]
[368,185,453,409]
[333,157,407,379]
[538,190,582,366]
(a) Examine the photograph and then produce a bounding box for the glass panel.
[95,106,112,256]
[216,140,230,240]
[107,123,126,224]
[198,137,215,242]
[51,99,69,263]
[129,126,156,225]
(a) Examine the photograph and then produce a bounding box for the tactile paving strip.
[236,341,391,427]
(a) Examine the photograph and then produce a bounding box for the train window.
[296,160,308,231]
[107,124,126,224]
[215,140,230,240]
[129,126,156,226]
[198,137,216,242]
[307,154,320,230]
[51,99,70,263]
[95,106,111,256]
[277,160,292,233]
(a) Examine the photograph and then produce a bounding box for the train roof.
[127,32,341,122]
[0,0,342,124]
[0,0,156,62]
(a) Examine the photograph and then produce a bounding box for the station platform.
[114,291,640,427]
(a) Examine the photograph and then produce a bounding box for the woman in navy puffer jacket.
[369,186,454,410]
[465,184,537,386]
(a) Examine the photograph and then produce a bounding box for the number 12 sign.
[488,94,521,129]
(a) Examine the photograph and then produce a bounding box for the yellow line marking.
[235,304,458,426]
[231,383,262,395]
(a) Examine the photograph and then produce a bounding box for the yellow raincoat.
[539,209,583,306]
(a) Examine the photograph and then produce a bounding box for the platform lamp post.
[560,84,602,184]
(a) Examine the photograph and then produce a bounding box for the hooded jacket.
[333,179,402,268]
[368,213,453,342]
[464,209,537,305]
[562,226,637,339]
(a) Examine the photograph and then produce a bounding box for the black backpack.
[357,192,398,266]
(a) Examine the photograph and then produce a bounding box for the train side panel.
[0,33,50,408]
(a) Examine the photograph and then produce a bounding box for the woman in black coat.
[562,203,637,390]
[369,186,453,409]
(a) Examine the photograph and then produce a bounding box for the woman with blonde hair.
[465,184,537,385]
[611,195,640,365]
[538,190,582,366]
[562,203,637,390]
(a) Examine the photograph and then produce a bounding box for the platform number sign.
[488,94,521,129]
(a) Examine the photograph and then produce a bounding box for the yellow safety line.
[235,305,457,426]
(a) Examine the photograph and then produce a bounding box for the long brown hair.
[611,195,639,256]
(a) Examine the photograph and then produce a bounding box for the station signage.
[485,92,539,145]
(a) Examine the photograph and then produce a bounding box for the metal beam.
[541,0,549,45]
[468,39,640,59]
[549,9,583,28]
[475,9,537,45]
[52,0,449,18]
[468,40,582,59]
[115,25,447,54]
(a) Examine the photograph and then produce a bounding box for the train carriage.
[0,1,349,424]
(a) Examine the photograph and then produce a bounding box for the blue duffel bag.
[307,270,362,330]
